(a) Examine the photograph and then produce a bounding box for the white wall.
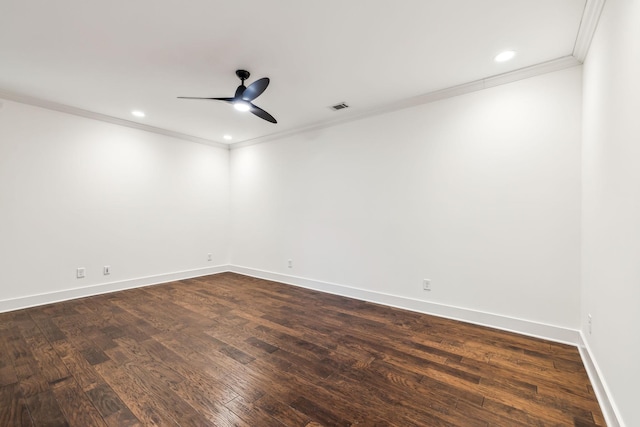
[2,34,629,422]
[0,100,229,307]
[230,67,582,330]
[582,0,640,425]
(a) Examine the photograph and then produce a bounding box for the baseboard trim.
[2,264,619,424]
[578,333,623,427]
[229,266,626,423]
[228,265,580,346]
[0,265,229,313]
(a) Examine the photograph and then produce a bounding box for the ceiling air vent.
[329,102,349,111]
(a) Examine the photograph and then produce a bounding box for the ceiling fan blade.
[177,97,234,102]
[242,78,270,101]
[234,85,246,99]
[249,104,277,123]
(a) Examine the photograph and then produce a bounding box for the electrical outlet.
[588,314,592,335]
[103,265,111,275]
[76,267,85,279]
[423,279,431,291]
[287,259,293,268]
[207,253,212,262]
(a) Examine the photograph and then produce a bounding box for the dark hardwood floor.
[0,272,605,426]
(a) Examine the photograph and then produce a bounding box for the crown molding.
[0,90,230,150]
[2,52,582,153]
[231,55,580,150]
[573,0,607,63]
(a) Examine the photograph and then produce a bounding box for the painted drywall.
[582,0,640,425]
[230,66,582,329]
[0,100,229,305]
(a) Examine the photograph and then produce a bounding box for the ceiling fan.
[178,70,277,123]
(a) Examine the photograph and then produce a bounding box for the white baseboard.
[230,265,623,424]
[2,264,580,346]
[1,264,620,426]
[0,265,229,313]
[578,333,623,427]
[228,265,580,346]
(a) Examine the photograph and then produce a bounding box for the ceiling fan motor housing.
[236,70,250,81]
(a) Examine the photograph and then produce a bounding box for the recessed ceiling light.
[131,110,145,117]
[223,135,232,141]
[494,50,516,62]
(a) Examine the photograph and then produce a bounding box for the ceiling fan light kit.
[178,69,277,123]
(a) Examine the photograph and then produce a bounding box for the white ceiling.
[0,0,588,146]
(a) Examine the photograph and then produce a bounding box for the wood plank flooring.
[0,272,605,426]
